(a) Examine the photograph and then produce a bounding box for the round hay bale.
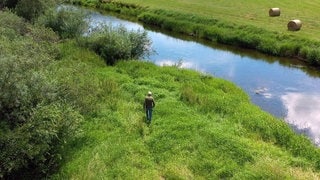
[269,8,280,17]
[288,19,302,31]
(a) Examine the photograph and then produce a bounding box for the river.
[87,9,320,146]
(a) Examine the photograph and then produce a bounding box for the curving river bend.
[87,8,320,146]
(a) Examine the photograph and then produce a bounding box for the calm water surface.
[88,10,320,146]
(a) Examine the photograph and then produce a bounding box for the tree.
[37,6,89,39]
[0,0,19,9]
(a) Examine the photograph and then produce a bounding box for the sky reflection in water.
[282,93,320,146]
[88,11,320,146]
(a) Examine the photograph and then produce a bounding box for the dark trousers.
[146,108,153,121]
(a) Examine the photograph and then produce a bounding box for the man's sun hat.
[148,91,152,95]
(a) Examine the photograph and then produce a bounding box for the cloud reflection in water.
[282,93,320,146]
[156,60,205,72]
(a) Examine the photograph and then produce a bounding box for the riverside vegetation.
[68,0,320,67]
[1,0,320,179]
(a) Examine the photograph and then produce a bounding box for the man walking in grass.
[144,91,155,123]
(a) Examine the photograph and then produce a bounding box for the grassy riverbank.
[49,41,320,179]
[68,0,320,66]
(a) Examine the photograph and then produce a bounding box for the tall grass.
[50,41,320,178]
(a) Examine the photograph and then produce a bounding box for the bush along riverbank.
[67,0,320,67]
[0,5,86,178]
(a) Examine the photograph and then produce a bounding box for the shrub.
[15,0,58,22]
[0,35,59,127]
[0,39,55,177]
[37,6,89,39]
[0,10,28,35]
[0,13,83,178]
[0,103,83,178]
[27,25,60,43]
[78,24,152,65]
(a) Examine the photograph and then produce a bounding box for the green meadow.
[117,0,320,40]
[1,0,320,179]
